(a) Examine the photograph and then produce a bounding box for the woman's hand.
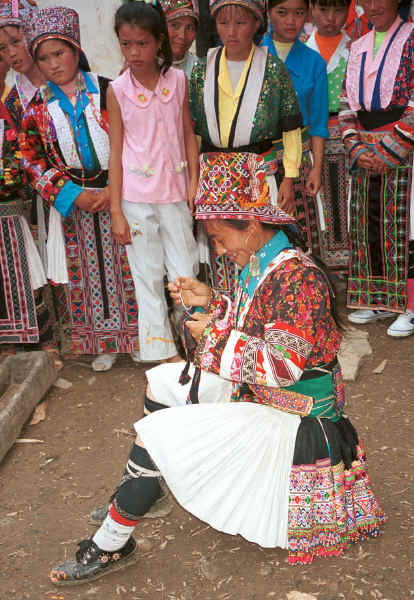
[366,153,391,175]
[357,151,375,170]
[357,151,391,175]
[305,166,322,196]
[111,211,132,245]
[168,277,211,309]
[277,177,295,216]
[185,312,211,342]
[91,187,110,212]
[75,190,101,212]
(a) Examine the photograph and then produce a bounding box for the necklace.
[39,73,107,186]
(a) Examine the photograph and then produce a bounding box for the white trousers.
[122,200,198,361]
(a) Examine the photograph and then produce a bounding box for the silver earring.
[249,253,260,277]
[245,231,260,277]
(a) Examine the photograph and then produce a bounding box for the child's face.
[167,16,196,62]
[215,5,260,60]
[0,25,33,75]
[118,23,161,75]
[311,4,349,37]
[36,39,79,87]
[269,0,308,44]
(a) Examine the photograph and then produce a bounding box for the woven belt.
[0,200,31,217]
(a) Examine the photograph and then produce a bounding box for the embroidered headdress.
[209,0,265,22]
[0,0,36,27]
[23,6,81,56]
[159,0,199,22]
[194,152,296,225]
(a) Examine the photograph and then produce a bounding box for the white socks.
[92,514,135,552]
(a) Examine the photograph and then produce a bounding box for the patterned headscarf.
[209,0,265,23]
[0,0,37,28]
[22,6,90,70]
[159,0,199,22]
[23,6,79,56]
[194,152,296,225]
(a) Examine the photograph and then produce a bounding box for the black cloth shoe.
[49,537,137,586]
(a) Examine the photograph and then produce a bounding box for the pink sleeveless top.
[111,67,188,204]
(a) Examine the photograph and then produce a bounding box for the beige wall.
[37,0,123,79]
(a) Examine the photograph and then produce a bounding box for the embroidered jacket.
[339,18,414,168]
[19,71,110,217]
[261,34,329,139]
[190,46,302,150]
[193,244,341,416]
[3,74,39,205]
[0,117,26,202]
[5,72,38,129]
[306,31,350,115]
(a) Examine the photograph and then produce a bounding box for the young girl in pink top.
[108,1,199,362]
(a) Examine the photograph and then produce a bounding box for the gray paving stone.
[338,326,372,381]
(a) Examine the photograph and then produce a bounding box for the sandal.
[92,353,117,372]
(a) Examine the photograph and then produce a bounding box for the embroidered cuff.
[55,180,83,217]
[349,144,369,169]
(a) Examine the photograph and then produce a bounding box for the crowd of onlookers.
[0,0,413,381]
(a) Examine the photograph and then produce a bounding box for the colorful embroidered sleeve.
[207,288,232,320]
[19,100,79,213]
[339,78,368,168]
[194,259,339,392]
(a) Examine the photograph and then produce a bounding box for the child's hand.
[187,178,199,215]
[277,177,295,216]
[111,211,132,245]
[168,277,211,309]
[305,167,322,196]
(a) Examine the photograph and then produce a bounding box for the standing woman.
[19,6,140,368]
[305,0,352,272]
[159,0,199,79]
[339,0,414,337]
[190,0,303,294]
[0,0,58,363]
[262,0,330,258]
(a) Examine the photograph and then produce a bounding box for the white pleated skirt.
[136,363,300,549]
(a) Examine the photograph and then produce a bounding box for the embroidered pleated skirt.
[136,362,386,564]
[0,200,47,344]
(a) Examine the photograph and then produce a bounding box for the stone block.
[0,352,57,463]
[338,326,372,381]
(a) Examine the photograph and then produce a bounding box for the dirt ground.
[0,302,414,600]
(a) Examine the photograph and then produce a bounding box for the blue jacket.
[261,33,329,139]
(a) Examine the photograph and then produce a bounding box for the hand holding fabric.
[168,277,211,309]
[185,312,211,342]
